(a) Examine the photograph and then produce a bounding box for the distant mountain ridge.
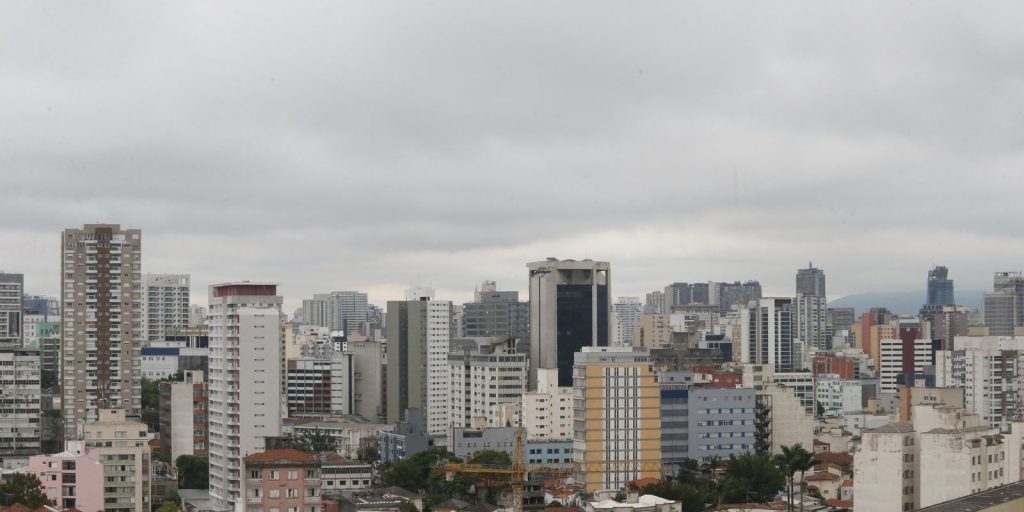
[828,290,986,316]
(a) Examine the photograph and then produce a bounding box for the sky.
[3,1,1024,313]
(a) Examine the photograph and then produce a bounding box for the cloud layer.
[3,1,1023,311]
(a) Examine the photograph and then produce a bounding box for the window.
[250,470,260,479]
[270,470,279,480]
[287,489,297,498]
[288,470,298,480]
[269,490,280,498]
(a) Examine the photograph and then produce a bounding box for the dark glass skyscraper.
[926,266,955,306]
[528,259,611,388]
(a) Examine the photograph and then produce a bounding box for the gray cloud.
[2,1,1023,311]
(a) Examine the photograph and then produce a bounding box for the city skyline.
[4,2,1024,313]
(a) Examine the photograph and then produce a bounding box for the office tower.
[794,294,827,357]
[663,283,690,308]
[159,370,208,463]
[22,294,59,321]
[853,308,896,368]
[83,409,152,512]
[936,336,1024,427]
[716,281,763,313]
[921,305,971,349]
[385,287,451,435]
[208,282,284,511]
[143,274,191,343]
[528,258,611,389]
[643,290,664,314]
[690,283,710,305]
[462,281,529,342]
[826,307,855,345]
[0,346,41,466]
[60,224,143,437]
[346,340,384,421]
[0,272,23,345]
[741,298,795,372]
[984,272,1024,336]
[572,347,660,492]
[927,266,955,306]
[301,291,369,336]
[659,372,756,468]
[611,297,642,346]
[796,263,826,297]
[448,337,527,429]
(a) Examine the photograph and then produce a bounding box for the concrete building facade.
[462,281,529,343]
[242,449,321,512]
[448,338,527,429]
[301,291,369,337]
[936,336,1024,427]
[82,409,152,512]
[0,346,41,465]
[61,224,143,437]
[27,441,105,511]
[611,297,642,347]
[741,298,795,372]
[528,259,611,389]
[208,282,284,511]
[385,288,451,435]
[159,370,208,463]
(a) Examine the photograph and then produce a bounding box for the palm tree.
[773,444,814,512]
[790,447,815,512]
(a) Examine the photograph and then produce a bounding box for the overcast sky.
[3,1,1024,313]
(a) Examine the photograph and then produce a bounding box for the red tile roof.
[805,472,840,482]
[813,452,853,465]
[244,448,317,463]
[824,499,854,508]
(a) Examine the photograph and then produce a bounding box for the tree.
[640,482,706,512]
[754,400,772,454]
[675,458,702,486]
[292,428,338,454]
[718,453,785,504]
[176,455,210,489]
[156,501,182,512]
[142,377,161,433]
[0,473,51,508]
[815,401,825,418]
[773,444,814,512]
[358,444,380,463]
[382,448,460,493]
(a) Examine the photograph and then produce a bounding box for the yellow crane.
[436,427,572,512]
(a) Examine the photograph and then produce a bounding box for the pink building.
[27,441,104,512]
[243,449,321,512]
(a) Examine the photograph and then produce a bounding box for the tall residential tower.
[60,224,143,437]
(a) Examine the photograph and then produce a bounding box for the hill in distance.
[828,290,986,316]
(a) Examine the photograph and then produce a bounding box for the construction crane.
[435,428,666,512]
[435,427,572,512]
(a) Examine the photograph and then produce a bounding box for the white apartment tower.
[879,338,933,394]
[936,336,1024,426]
[208,282,283,511]
[301,291,369,336]
[60,224,143,437]
[741,298,795,373]
[521,368,574,441]
[611,297,642,347]
[0,347,41,463]
[448,338,527,429]
[143,274,191,342]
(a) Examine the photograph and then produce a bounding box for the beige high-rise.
[61,224,143,438]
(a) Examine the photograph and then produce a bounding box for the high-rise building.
[983,272,1024,336]
[346,340,384,421]
[936,336,1024,427]
[0,272,23,345]
[385,288,451,435]
[0,346,41,466]
[60,224,143,437]
[796,263,826,297]
[658,372,756,467]
[715,281,763,313]
[643,290,664,314]
[879,337,934,394]
[301,291,369,336]
[208,282,284,511]
[143,274,191,343]
[611,297,642,346]
[572,347,660,492]
[189,305,208,327]
[462,281,529,342]
[520,368,573,442]
[285,351,354,418]
[527,258,611,389]
[794,294,828,356]
[926,266,955,306]
[663,283,691,309]
[741,298,795,372]
[159,370,208,463]
[82,409,152,512]
[448,337,527,429]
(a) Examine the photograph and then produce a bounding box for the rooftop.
[917,481,1024,512]
[864,422,914,434]
[244,448,317,464]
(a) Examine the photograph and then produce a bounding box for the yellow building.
[632,314,672,349]
[572,347,661,492]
